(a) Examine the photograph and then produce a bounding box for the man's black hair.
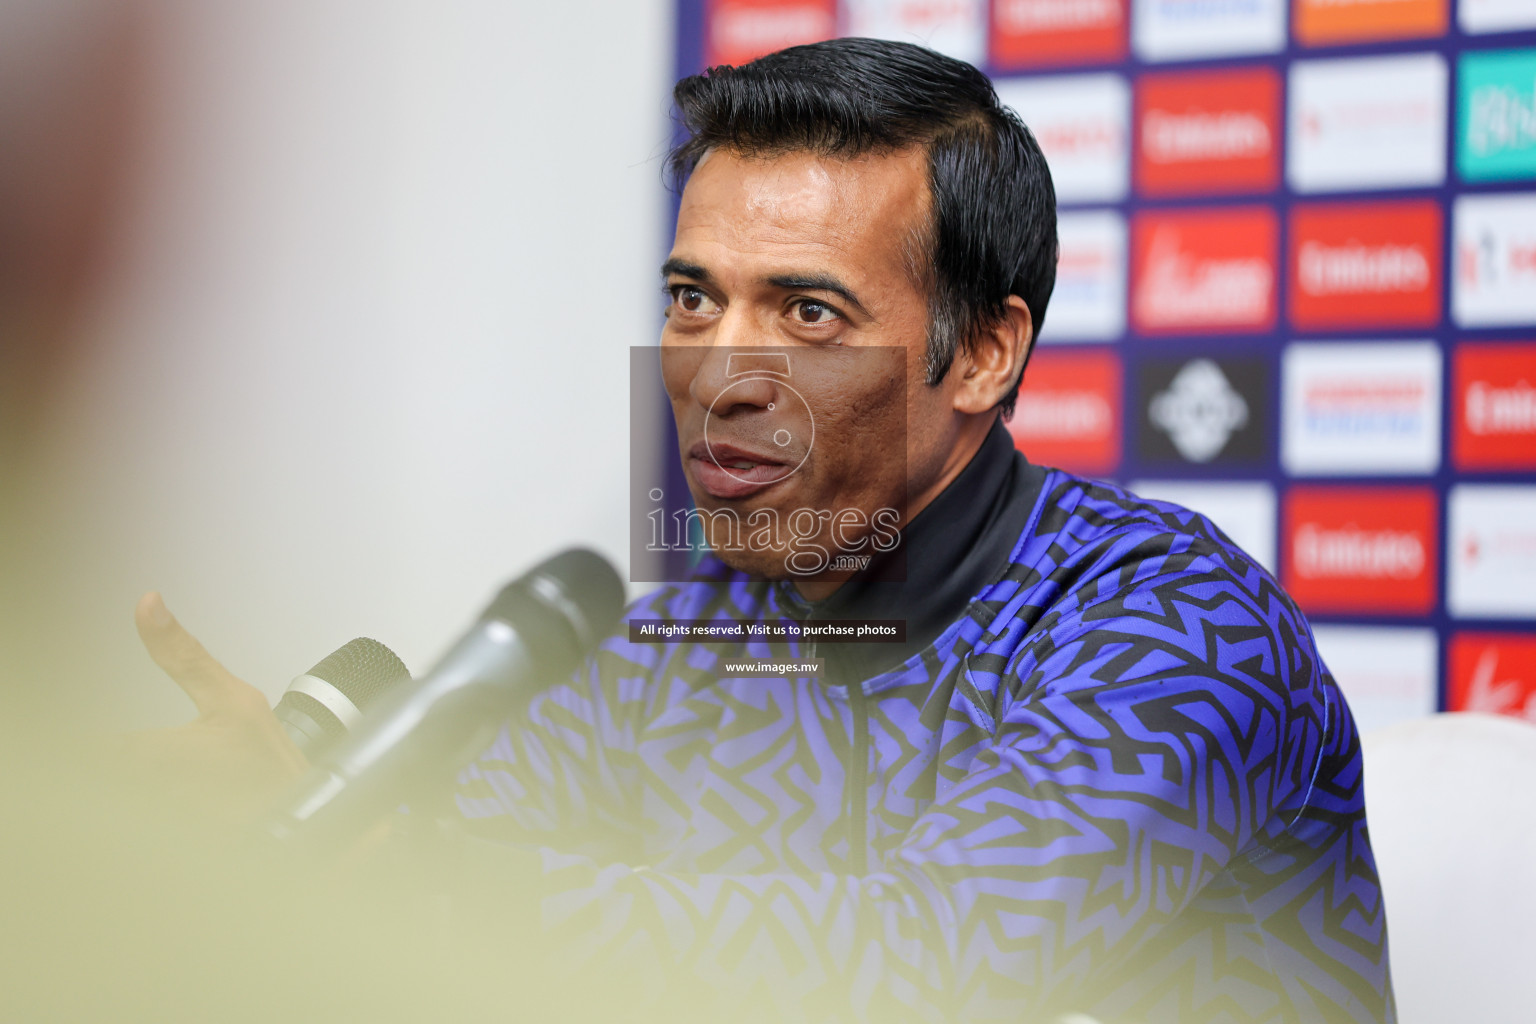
[669,36,1057,416]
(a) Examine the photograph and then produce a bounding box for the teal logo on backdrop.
[1459,48,1536,182]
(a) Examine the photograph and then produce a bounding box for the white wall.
[17,0,673,725]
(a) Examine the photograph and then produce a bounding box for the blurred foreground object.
[0,0,140,442]
[1364,713,1536,1023]
[0,739,615,1023]
[0,0,145,730]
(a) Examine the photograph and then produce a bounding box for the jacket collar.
[772,419,1044,685]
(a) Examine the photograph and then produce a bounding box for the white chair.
[1362,713,1536,1024]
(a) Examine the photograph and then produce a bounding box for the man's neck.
[792,413,998,602]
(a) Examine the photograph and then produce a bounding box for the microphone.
[274,638,411,757]
[263,548,625,851]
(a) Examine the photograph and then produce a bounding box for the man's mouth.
[687,440,792,500]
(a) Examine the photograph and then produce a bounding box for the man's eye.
[791,300,839,325]
[670,286,719,315]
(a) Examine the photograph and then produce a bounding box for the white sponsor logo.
[1294,524,1426,580]
[1042,211,1126,342]
[1014,391,1112,439]
[1148,360,1249,462]
[1282,342,1442,476]
[1466,79,1536,161]
[1467,379,1536,437]
[1453,193,1536,328]
[1460,0,1536,34]
[1132,0,1286,62]
[1129,479,1276,572]
[1288,54,1447,193]
[1135,227,1271,328]
[1461,647,1536,721]
[1297,241,1431,296]
[998,74,1130,204]
[1448,485,1536,620]
[844,0,986,65]
[997,0,1121,31]
[1311,625,1437,736]
[1143,109,1271,163]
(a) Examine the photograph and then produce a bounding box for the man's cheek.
[832,508,868,550]
[659,345,705,402]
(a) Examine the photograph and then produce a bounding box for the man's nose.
[689,309,781,415]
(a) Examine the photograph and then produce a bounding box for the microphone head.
[306,638,410,709]
[484,548,625,667]
[275,638,411,749]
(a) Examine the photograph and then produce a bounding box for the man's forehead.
[670,148,927,280]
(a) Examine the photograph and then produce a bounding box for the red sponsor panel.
[1282,487,1439,616]
[1289,201,1443,330]
[1135,67,1280,197]
[705,0,835,67]
[1131,207,1278,335]
[1009,348,1122,475]
[991,0,1127,69]
[1453,342,1536,471]
[1449,633,1536,722]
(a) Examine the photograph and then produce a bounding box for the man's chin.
[708,546,797,581]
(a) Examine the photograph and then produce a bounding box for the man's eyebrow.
[766,272,872,318]
[661,258,710,281]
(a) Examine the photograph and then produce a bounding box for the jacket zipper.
[797,595,869,876]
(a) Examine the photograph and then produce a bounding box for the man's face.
[660,148,960,583]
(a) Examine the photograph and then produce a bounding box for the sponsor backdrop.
[674,0,1536,732]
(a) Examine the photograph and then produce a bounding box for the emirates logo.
[1143,110,1271,164]
[1298,240,1431,296]
[1294,524,1426,580]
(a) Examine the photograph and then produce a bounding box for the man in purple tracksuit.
[447,38,1395,1023]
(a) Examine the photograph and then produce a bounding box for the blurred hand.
[120,592,309,823]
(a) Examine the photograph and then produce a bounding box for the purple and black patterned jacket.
[454,434,1394,1022]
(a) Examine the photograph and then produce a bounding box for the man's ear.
[951,296,1034,415]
